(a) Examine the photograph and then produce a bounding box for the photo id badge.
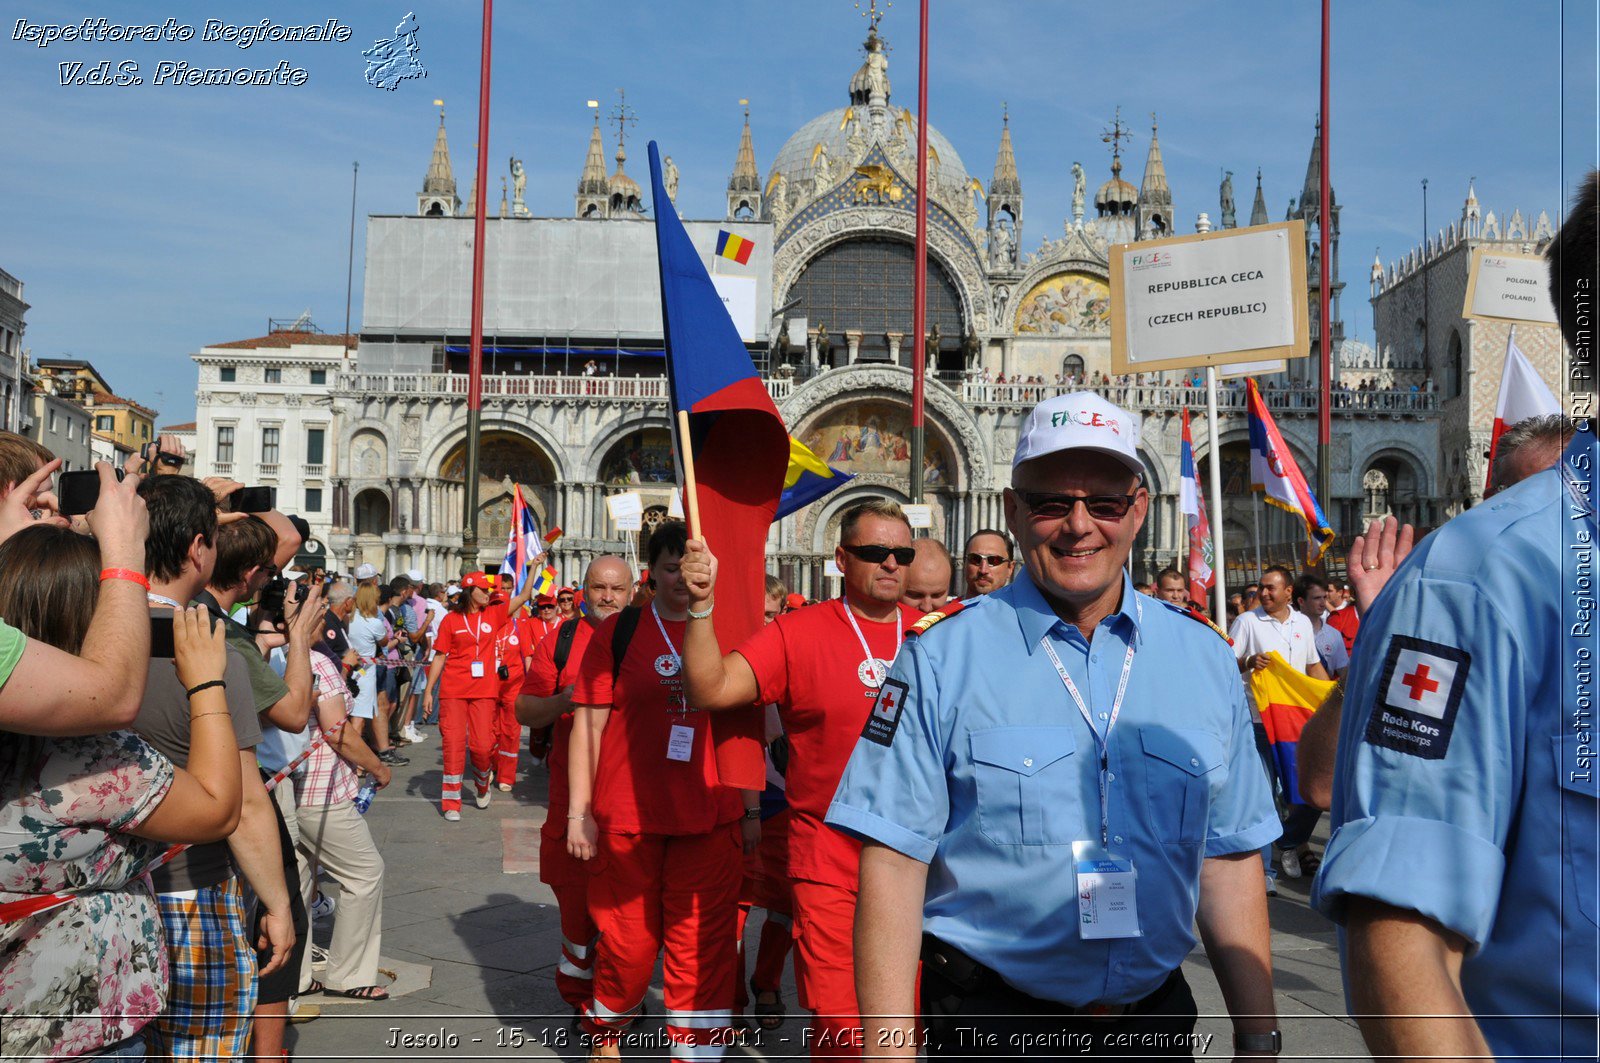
[666,724,695,762]
[1072,840,1141,940]
[470,660,485,678]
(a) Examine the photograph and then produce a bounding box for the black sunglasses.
[842,543,916,566]
[965,553,1010,568]
[1019,491,1138,522]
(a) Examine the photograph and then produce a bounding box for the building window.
[140,423,149,439]
[306,427,326,466]
[96,415,114,432]
[65,419,73,440]
[310,368,327,385]
[216,426,235,464]
[47,409,56,433]
[1446,330,1464,398]
[220,366,236,382]
[305,487,324,512]
[265,367,282,384]
[1062,354,1086,380]
[261,427,280,465]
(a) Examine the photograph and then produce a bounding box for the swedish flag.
[775,435,854,519]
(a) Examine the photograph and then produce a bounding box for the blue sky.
[5,1,1594,423]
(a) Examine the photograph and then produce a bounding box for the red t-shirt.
[521,619,591,839]
[433,609,501,699]
[529,616,562,645]
[736,598,919,890]
[493,615,533,684]
[1326,604,1359,655]
[573,609,740,836]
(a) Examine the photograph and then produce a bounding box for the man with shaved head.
[903,537,954,613]
[516,554,633,1014]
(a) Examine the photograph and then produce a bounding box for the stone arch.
[353,487,391,536]
[350,429,388,481]
[1354,440,1434,497]
[583,413,674,483]
[805,479,914,555]
[1358,444,1431,526]
[419,416,570,485]
[772,208,989,336]
[436,429,561,536]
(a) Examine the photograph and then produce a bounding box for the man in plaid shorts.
[133,477,297,1058]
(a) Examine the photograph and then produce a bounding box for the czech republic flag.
[649,141,790,791]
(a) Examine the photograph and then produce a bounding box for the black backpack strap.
[611,606,642,681]
[552,618,581,674]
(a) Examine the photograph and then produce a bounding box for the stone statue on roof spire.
[1071,162,1086,225]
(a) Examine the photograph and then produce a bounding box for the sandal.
[753,986,785,1030]
[325,984,390,1001]
[303,979,325,995]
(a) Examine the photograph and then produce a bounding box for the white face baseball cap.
[354,563,380,580]
[1012,391,1143,475]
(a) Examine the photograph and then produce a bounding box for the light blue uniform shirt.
[1312,428,1600,1061]
[827,570,1278,1006]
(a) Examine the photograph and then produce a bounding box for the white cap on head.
[446,583,461,596]
[405,568,425,582]
[354,563,380,580]
[1012,391,1143,475]
[282,568,306,581]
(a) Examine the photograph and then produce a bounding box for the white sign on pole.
[824,559,843,579]
[902,504,933,529]
[606,492,644,532]
[1463,249,1559,326]
[711,275,758,341]
[1111,221,1310,374]
[667,489,685,519]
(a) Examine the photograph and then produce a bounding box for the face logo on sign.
[655,654,682,677]
[1049,410,1122,435]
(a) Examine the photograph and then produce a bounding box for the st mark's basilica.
[189,9,1565,592]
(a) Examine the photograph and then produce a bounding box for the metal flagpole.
[908,0,930,504]
[1205,365,1227,629]
[1252,488,1264,582]
[1315,0,1333,527]
[461,0,494,575]
[343,161,359,359]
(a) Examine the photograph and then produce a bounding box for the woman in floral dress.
[0,526,245,1061]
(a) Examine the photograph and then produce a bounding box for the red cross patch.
[861,678,909,747]
[1365,636,1470,760]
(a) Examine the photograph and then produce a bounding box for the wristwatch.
[1234,1031,1281,1055]
[742,808,761,821]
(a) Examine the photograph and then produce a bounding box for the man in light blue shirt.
[828,392,1282,1061]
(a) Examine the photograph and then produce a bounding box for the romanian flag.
[497,485,545,597]
[1247,378,1335,565]
[776,435,854,519]
[1178,408,1214,608]
[530,564,557,599]
[650,142,791,791]
[716,229,754,265]
[1250,652,1337,808]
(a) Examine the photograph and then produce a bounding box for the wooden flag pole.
[676,409,704,541]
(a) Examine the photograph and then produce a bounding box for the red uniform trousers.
[734,810,794,1014]
[438,697,496,812]
[584,826,743,1060]
[552,881,597,1008]
[791,879,864,1059]
[493,683,522,787]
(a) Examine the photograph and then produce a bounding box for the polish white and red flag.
[1484,328,1560,493]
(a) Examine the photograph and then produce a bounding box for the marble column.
[845,331,863,365]
[886,332,904,367]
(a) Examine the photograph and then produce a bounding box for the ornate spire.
[423,100,456,196]
[849,0,891,106]
[1249,168,1269,226]
[1136,113,1174,237]
[729,101,760,193]
[1300,118,1330,213]
[578,113,608,196]
[989,104,1021,198]
[606,89,643,216]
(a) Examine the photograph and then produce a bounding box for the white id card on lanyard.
[666,724,695,762]
[1073,840,1141,939]
[470,661,485,678]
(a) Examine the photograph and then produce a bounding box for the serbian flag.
[1250,652,1337,807]
[1247,379,1335,565]
[497,485,546,597]
[716,229,755,264]
[776,435,855,519]
[1484,328,1560,493]
[649,142,790,790]
[1178,408,1214,608]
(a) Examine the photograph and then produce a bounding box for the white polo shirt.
[1228,605,1319,674]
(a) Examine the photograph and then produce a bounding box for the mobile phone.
[58,468,126,517]
[227,486,276,513]
[150,614,176,659]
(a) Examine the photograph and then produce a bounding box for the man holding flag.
[493,486,548,790]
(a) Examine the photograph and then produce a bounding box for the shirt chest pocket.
[1553,735,1600,928]
[969,727,1079,846]
[1140,727,1225,846]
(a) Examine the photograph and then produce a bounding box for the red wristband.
[100,568,150,590]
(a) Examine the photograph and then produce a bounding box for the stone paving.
[286,736,1370,1061]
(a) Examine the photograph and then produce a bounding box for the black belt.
[920,934,1179,1019]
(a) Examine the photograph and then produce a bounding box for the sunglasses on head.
[1018,491,1138,521]
[842,543,916,566]
[965,553,1010,568]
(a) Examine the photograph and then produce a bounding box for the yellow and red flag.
[1249,652,1337,807]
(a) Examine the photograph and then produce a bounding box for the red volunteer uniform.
[575,608,743,1054]
[434,609,501,811]
[735,599,919,1058]
[520,618,597,1006]
[491,613,533,787]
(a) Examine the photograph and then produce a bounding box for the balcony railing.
[259,463,280,479]
[212,462,233,477]
[960,382,1439,416]
[337,372,793,404]
[304,464,326,480]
